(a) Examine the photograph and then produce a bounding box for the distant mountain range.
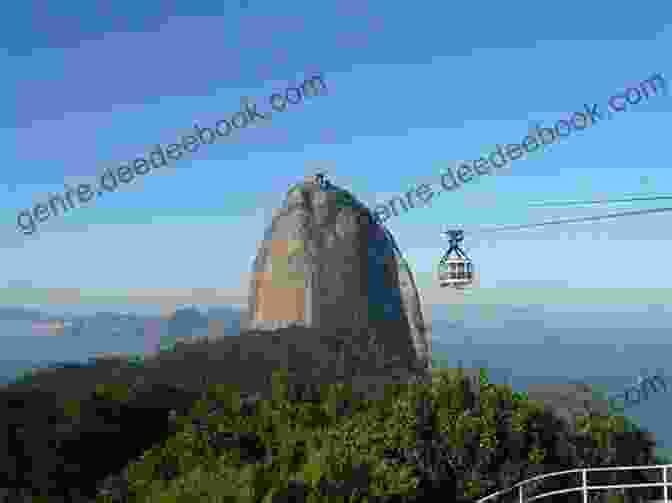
[0,305,244,385]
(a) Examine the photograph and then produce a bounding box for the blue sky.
[4,1,672,314]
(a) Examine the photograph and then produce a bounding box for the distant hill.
[206,306,244,334]
[0,305,246,387]
[0,360,49,386]
[0,307,49,321]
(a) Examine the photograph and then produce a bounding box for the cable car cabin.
[438,258,474,288]
[437,230,474,289]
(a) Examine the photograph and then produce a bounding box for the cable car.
[437,230,474,289]
[432,195,672,289]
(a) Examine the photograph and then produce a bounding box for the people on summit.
[314,172,330,189]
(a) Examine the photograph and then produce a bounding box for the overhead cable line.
[527,194,672,208]
[467,206,672,235]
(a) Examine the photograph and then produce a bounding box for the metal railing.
[476,464,672,503]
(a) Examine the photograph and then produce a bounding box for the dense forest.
[0,331,668,502]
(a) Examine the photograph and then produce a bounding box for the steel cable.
[467,206,672,235]
[527,194,672,208]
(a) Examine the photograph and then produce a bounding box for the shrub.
[0,350,660,502]
[108,366,658,502]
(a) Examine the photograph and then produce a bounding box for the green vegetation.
[94,367,658,502]
[0,349,663,502]
[127,353,146,367]
[159,335,179,353]
[654,447,672,465]
[286,184,302,198]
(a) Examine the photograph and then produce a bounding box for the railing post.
[664,464,669,503]
[519,484,524,503]
[582,468,588,503]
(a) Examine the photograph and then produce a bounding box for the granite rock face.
[244,178,432,373]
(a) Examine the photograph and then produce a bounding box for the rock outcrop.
[526,381,612,430]
[244,176,432,373]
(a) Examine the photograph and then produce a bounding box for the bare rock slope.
[244,177,432,374]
